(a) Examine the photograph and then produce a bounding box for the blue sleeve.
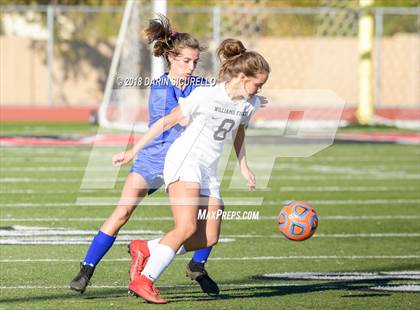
[148,86,166,127]
[147,84,182,145]
[148,85,178,127]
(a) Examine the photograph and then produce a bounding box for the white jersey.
[163,82,258,197]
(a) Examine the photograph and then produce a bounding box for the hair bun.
[217,38,246,61]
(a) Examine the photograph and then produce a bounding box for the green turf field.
[0,123,419,309]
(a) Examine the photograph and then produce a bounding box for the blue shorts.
[130,142,171,195]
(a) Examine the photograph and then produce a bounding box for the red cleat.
[128,240,150,282]
[128,275,167,304]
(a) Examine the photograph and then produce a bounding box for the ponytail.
[143,14,204,66]
[217,38,270,80]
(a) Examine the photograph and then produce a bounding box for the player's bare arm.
[112,106,184,166]
[233,124,255,190]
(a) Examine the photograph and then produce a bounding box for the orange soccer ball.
[278,201,318,241]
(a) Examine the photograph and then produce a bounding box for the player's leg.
[185,195,223,296]
[128,181,200,303]
[69,172,149,293]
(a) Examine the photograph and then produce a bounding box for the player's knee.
[175,224,197,241]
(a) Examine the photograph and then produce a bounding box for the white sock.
[147,238,161,254]
[147,238,186,255]
[141,243,175,282]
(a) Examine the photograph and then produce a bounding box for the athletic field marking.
[1,199,419,208]
[0,283,301,290]
[0,198,262,208]
[3,148,419,160]
[222,233,420,238]
[4,160,420,167]
[0,226,234,244]
[2,233,420,245]
[370,285,420,292]
[0,189,106,194]
[2,175,419,183]
[0,238,235,245]
[258,272,420,280]
[1,284,419,292]
[0,226,163,236]
[2,167,117,172]
[1,256,419,263]
[266,199,420,206]
[276,186,419,192]
[2,162,420,171]
[2,168,418,180]
[2,215,419,222]
[1,186,418,195]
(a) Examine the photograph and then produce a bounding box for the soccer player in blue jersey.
[69,15,219,296]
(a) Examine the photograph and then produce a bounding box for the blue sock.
[192,246,213,263]
[83,230,116,267]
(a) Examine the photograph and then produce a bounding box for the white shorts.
[163,159,221,199]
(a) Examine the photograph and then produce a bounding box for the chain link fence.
[0,4,418,110]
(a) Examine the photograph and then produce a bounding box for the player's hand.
[256,96,268,109]
[112,150,134,167]
[241,166,256,191]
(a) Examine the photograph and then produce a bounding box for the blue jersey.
[130,73,207,191]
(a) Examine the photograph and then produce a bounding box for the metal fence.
[0,5,418,109]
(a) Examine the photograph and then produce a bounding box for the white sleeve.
[179,87,204,118]
[240,102,256,126]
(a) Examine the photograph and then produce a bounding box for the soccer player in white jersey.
[112,38,270,304]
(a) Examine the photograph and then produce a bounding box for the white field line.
[1,158,82,163]
[1,283,419,291]
[370,285,420,292]
[0,237,236,245]
[0,189,121,194]
[2,175,420,183]
[0,198,265,208]
[1,255,419,263]
[0,283,302,290]
[2,215,420,222]
[276,186,419,192]
[1,226,419,246]
[1,199,419,208]
[259,271,420,280]
[0,149,94,154]
[2,233,420,245]
[265,199,420,206]
[2,162,420,171]
[1,158,419,167]
[1,186,418,195]
[1,166,418,180]
[3,232,420,238]
[1,167,118,172]
[0,227,162,236]
[221,233,420,238]
[75,198,420,207]
[0,178,88,184]
[3,148,419,160]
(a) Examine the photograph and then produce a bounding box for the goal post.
[98,0,167,132]
[357,0,375,125]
